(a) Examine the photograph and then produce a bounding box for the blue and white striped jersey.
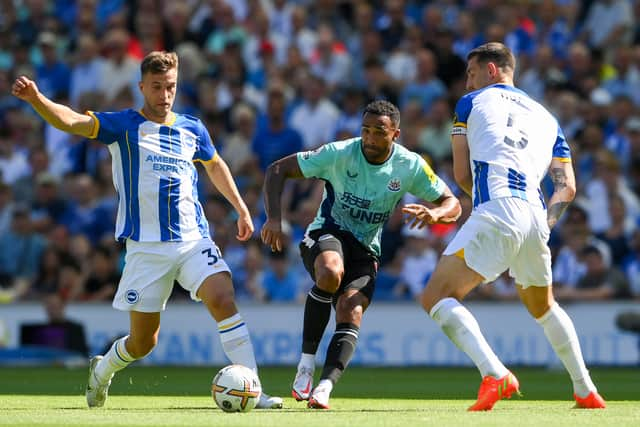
[87,109,215,242]
[452,84,571,210]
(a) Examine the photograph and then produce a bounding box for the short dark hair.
[141,51,178,76]
[467,42,515,72]
[363,100,400,127]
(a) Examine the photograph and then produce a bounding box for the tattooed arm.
[546,158,577,229]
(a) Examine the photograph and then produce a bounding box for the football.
[211,364,261,412]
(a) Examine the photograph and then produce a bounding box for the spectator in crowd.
[252,82,303,171]
[0,182,15,237]
[393,224,438,300]
[30,172,69,234]
[580,0,635,50]
[81,245,119,302]
[69,34,105,109]
[398,48,446,113]
[309,24,352,93]
[596,194,634,266]
[418,97,453,162]
[35,31,70,102]
[0,204,47,301]
[99,28,140,106]
[262,248,302,302]
[222,103,257,176]
[622,228,640,298]
[233,238,266,301]
[12,150,51,204]
[289,74,340,150]
[568,245,631,300]
[20,293,89,357]
[584,150,640,234]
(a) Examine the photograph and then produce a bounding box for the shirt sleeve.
[451,93,474,136]
[193,120,218,163]
[409,155,446,202]
[86,110,128,144]
[552,124,571,162]
[296,141,341,179]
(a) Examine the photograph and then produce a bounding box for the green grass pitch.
[1,366,639,426]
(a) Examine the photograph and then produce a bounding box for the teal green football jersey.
[297,137,445,256]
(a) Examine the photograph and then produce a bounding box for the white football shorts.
[113,238,230,312]
[444,197,552,287]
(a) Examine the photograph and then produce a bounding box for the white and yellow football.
[211,364,261,413]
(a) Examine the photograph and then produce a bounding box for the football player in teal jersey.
[261,100,461,409]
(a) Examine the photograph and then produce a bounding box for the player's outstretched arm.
[451,134,472,196]
[261,154,304,252]
[203,156,254,241]
[546,158,576,229]
[402,186,461,228]
[11,76,95,138]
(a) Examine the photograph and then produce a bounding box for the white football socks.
[94,335,136,385]
[430,297,509,379]
[218,313,258,373]
[299,353,316,371]
[536,303,596,398]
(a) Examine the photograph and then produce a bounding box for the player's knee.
[206,287,236,312]
[315,263,343,293]
[336,300,364,323]
[526,300,553,319]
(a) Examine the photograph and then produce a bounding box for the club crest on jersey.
[125,290,139,304]
[387,178,401,192]
[183,133,196,150]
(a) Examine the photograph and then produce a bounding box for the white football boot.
[291,366,314,401]
[255,391,284,409]
[85,356,112,408]
[307,380,332,409]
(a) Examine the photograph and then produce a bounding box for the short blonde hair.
[140,51,178,76]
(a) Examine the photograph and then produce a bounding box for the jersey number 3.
[504,113,528,149]
[202,248,219,265]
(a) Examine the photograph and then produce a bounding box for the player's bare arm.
[402,187,461,228]
[261,154,304,252]
[451,134,472,196]
[546,158,576,229]
[203,156,254,241]
[11,75,96,138]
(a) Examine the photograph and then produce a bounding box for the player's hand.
[260,218,284,252]
[11,76,39,102]
[236,212,254,241]
[401,203,440,228]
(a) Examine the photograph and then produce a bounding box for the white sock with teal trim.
[218,313,258,373]
[94,335,137,385]
[430,298,509,379]
[536,303,596,398]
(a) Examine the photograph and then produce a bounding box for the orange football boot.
[574,391,606,409]
[468,371,521,411]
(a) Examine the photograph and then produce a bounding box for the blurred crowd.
[0,0,639,306]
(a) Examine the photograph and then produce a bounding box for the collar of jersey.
[137,109,176,126]
[490,83,527,97]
